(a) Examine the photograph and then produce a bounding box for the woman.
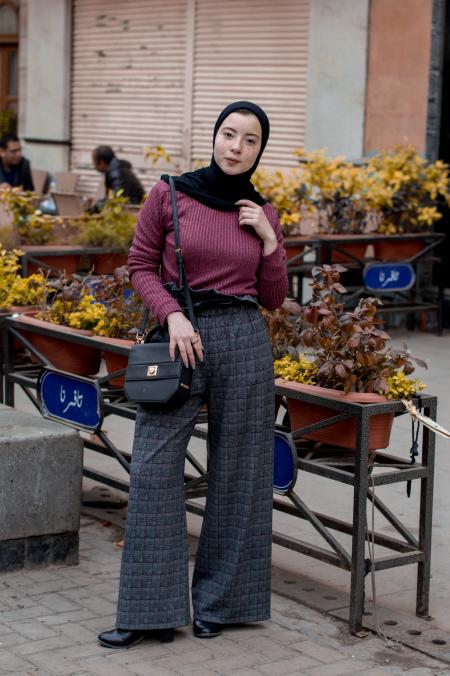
[98,101,288,648]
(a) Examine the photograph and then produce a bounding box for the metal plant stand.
[275,382,436,635]
[1,316,437,635]
[284,232,445,332]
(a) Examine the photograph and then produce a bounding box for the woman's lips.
[225,157,241,164]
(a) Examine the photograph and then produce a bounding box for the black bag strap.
[168,176,198,331]
[137,176,198,338]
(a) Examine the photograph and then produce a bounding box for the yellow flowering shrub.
[274,354,317,385]
[252,167,304,234]
[18,210,56,244]
[6,274,50,308]
[0,245,50,310]
[94,311,143,339]
[37,267,143,338]
[366,145,450,233]
[77,191,137,249]
[293,149,370,234]
[65,295,106,330]
[0,187,59,244]
[0,245,22,309]
[386,369,426,400]
[41,294,106,331]
[145,145,172,165]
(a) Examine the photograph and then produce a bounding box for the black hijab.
[161,101,270,211]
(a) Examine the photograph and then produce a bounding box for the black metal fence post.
[349,406,370,634]
[416,398,437,618]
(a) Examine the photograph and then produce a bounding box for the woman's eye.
[224,131,233,139]
[247,138,256,145]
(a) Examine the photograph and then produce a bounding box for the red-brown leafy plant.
[261,299,302,359]
[296,264,426,393]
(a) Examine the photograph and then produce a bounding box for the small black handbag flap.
[127,343,173,366]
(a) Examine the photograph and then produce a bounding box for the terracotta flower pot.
[1,306,42,353]
[92,253,128,274]
[20,246,81,274]
[276,379,394,451]
[319,234,367,264]
[16,314,101,376]
[283,235,311,263]
[101,337,133,387]
[27,254,80,275]
[373,236,425,261]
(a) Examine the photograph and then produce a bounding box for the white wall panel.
[305,0,369,158]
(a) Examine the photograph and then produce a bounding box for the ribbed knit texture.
[128,180,288,325]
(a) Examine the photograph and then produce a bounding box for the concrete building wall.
[17,0,27,139]
[21,0,71,172]
[364,0,433,153]
[305,0,369,159]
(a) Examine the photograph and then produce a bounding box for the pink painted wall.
[364,0,433,153]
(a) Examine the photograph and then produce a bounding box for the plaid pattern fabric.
[116,305,274,630]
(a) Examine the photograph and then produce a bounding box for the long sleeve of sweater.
[256,204,289,310]
[128,183,184,325]
[128,180,288,324]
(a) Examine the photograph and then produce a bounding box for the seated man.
[92,145,144,209]
[0,132,34,191]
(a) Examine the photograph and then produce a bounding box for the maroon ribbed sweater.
[128,180,289,325]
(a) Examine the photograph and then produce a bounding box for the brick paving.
[0,516,449,675]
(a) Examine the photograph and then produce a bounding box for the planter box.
[319,234,368,264]
[276,379,394,451]
[373,235,427,261]
[16,314,102,376]
[283,235,312,263]
[20,245,82,275]
[92,252,128,275]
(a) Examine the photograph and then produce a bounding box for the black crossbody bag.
[123,176,198,407]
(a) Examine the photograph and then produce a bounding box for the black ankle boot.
[153,627,175,643]
[98,628,145,649]
[98,627,174,649]
[193,619,223,638]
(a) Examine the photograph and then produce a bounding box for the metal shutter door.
[71,0,187,195]
[191,0,309,168]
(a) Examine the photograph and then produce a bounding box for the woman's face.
[214,112,262,175]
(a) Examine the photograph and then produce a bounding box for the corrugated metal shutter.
[191,0,309,168]
[71,0,188,195]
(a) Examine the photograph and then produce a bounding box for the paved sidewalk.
[1,516,449,676]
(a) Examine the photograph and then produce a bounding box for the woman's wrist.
[166,311,185,325]
[263,235,278,256]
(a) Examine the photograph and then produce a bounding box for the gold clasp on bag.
[147,365,158,377]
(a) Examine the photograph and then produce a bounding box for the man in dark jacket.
[92,145,145,209]
[0,132,34,191]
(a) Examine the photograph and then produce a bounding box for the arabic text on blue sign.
[38,369,103,432]
[363,263,415,292]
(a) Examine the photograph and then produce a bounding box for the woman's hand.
[235,199,278,255]
[166,311,203,368]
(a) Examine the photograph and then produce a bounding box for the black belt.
[163,283,258,313]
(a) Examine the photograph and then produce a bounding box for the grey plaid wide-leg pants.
[116,305,274,630]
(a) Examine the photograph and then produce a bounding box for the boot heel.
[154,628,174,643]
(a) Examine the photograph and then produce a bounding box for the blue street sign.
[363,262,415,292]
[273,431,298,494]
[37,368,103,433]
